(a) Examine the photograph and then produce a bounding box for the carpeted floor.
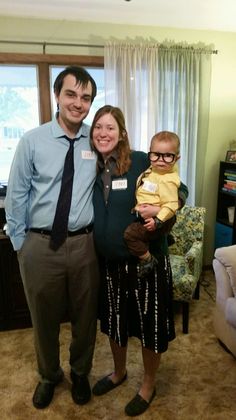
[0,270,236,419]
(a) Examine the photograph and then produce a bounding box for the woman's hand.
[137,204,161,219]
[143,217,156,231]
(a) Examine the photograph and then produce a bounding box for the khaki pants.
[17,230,100,383]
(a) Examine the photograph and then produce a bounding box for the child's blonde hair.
[151,131,180,154]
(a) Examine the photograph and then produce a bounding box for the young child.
[124,131,180,278]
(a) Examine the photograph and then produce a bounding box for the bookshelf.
[215,161,236,248]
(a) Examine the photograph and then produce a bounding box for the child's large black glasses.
[148,152,176,163]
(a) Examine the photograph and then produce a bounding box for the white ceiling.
[0,0,236,33]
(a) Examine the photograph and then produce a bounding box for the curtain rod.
[106,42,217,54]
[159,46,218,54]
[0,40,104,53]
[0,39,217,54]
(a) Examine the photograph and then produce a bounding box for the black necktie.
[50,138,75,250]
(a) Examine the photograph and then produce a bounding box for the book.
[222,187,236,194]
[224,171,236,177]
[223,184,236,190]
[225,178,236,185]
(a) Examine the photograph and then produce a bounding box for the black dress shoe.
[70,371,91,405]
[92,372,127,396]
[32,382,56,409]
[125,388,156,416]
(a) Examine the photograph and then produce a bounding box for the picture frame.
[225,150,236,162]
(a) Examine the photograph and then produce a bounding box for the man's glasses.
[148,152,176,163]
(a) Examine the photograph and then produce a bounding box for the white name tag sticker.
[142,180,157,193]
[81,150,95,159]
[112,179,128,190]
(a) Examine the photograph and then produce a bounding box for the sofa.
[213,245,236,357]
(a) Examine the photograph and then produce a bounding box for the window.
[0,54,104,188]
[0,65,39,185]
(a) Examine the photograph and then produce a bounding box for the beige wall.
[1,16,236,265]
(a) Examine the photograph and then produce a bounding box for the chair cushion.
[214,245,236,297]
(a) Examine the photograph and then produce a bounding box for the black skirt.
[98,254,175,353]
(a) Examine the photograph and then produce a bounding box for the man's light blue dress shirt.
[5,116,97,250]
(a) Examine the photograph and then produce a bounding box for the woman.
[91,105,188,416]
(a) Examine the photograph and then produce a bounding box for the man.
[5,66,100,409]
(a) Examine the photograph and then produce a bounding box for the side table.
[0,233,32,330]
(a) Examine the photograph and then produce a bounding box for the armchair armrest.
[185,241,203,277]
[213,258,234,310]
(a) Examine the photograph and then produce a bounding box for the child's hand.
[143,217,156,231]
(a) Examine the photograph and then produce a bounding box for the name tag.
[142,180,157,193]
[81,150,95,159]
[112,179,128,190]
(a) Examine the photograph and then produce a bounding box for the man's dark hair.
[53,66,97,102]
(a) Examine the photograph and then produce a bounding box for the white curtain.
[104,41,213,205]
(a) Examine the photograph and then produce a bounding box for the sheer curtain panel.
[104,41,213,205]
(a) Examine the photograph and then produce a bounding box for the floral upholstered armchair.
[168,205,206,333]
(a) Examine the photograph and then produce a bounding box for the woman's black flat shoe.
[92,372,127,396]
[125,388,156,416]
